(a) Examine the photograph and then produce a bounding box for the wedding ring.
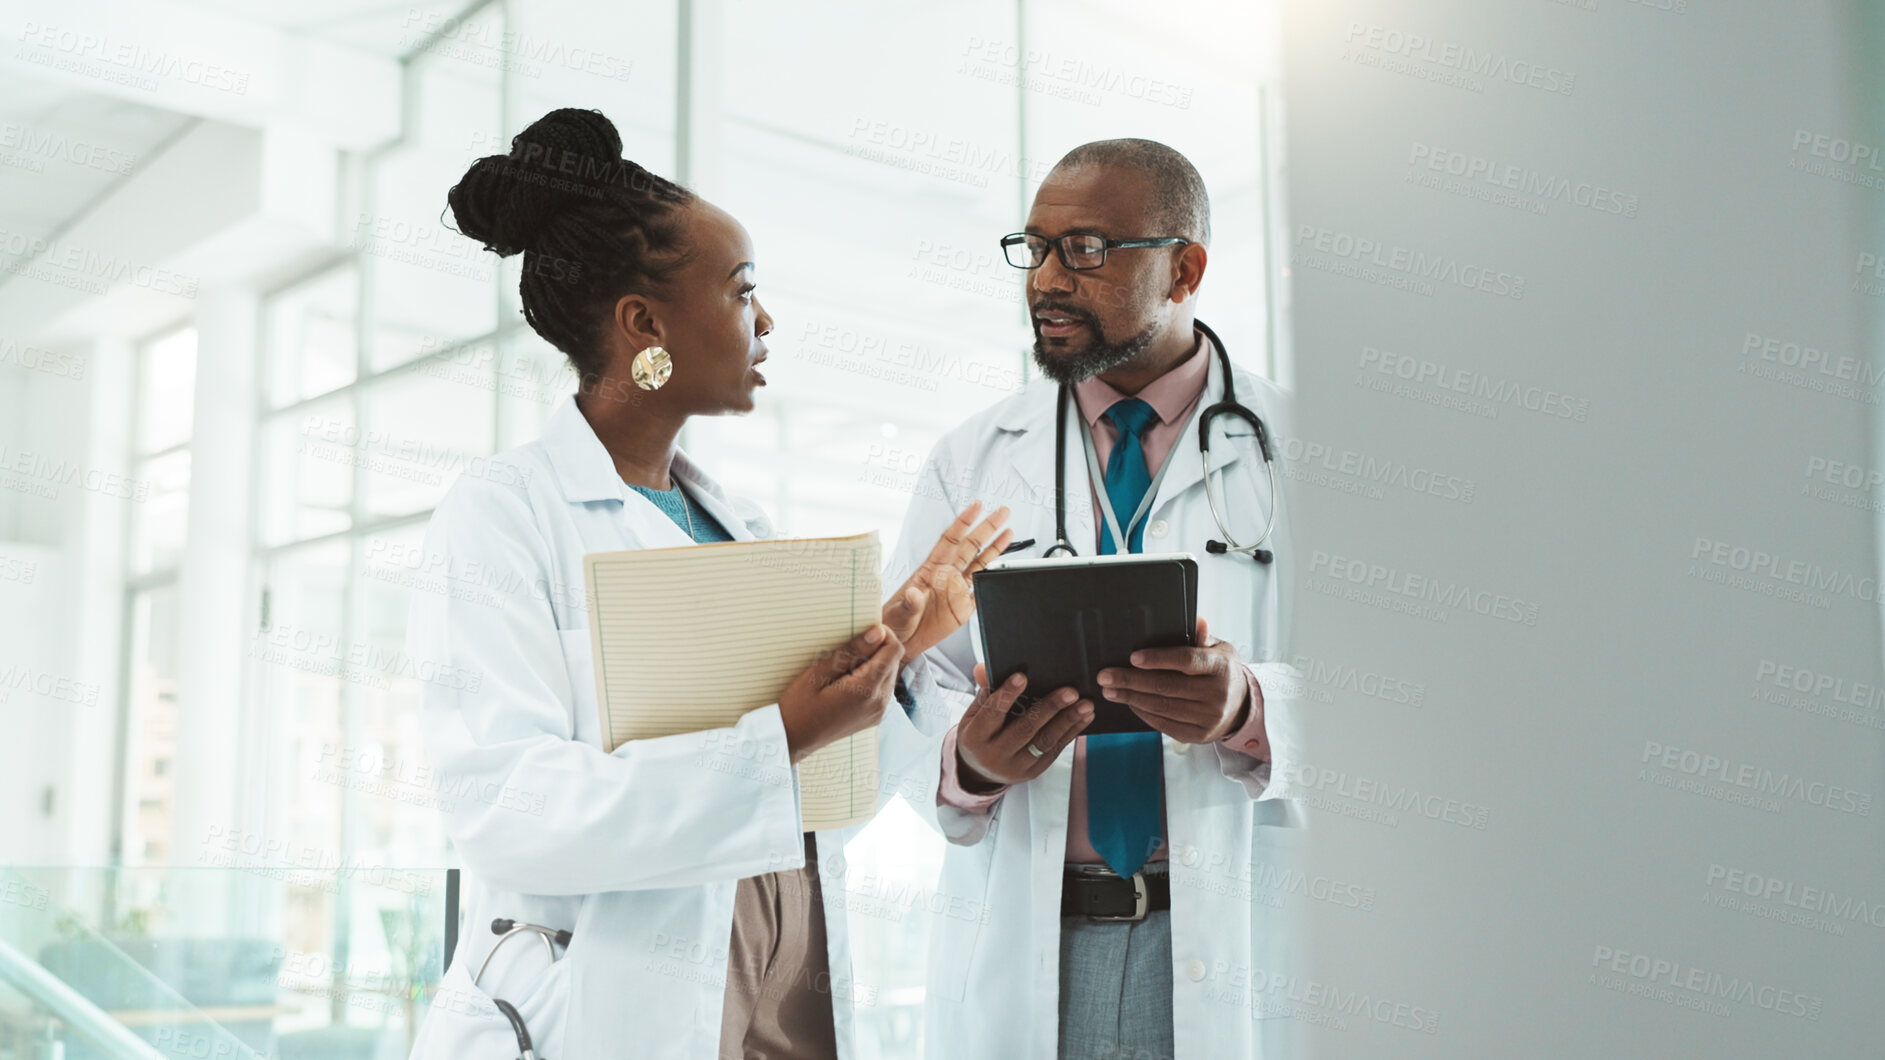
[1025,741,1045,758]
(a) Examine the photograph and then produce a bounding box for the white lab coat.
[404,396,911,1060]
[876,336,1305,1059]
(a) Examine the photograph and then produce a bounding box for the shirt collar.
[1071,328,1211,429]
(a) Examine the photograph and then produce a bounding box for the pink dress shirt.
[936,331,1270,865]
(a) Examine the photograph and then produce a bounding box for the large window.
[129,328,196,575]
[244,6,564,1033]
[120,327,197,867]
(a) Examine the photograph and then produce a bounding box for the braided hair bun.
[448,108,622,256]
[445,108,695,372]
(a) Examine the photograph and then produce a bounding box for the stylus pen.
[1001,538,1036,554]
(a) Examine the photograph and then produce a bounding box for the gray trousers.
[1057,907,1176,1060]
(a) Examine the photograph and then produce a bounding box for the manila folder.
[583,531,882,832]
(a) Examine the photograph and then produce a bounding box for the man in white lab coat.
[880,139,1302,1058]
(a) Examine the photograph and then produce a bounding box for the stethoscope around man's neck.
[1045,319,1278,564]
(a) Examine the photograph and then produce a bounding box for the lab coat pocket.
[558,628,603,749]
[927,836,997,1003]
[409,948,571,1060]
[1249,814,1306,1019]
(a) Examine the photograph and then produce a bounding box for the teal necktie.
[1086,398,1165,878]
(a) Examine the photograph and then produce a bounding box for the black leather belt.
[1061,867,1171,921]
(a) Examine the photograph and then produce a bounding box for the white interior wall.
[1280,1,1885,1055]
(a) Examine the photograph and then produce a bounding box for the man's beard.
[1029,302,1160,385]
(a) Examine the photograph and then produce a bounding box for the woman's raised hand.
[881,501,1013,660]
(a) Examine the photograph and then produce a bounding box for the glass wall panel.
[121,585,181,867]
[265,266,360,409]
[357,369,496,522]
[137,328,197,454]
[260,396,356,547]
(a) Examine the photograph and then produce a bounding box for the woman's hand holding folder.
[774,502,1009,768]
[777,624,903,765]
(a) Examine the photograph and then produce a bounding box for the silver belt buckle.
[1090,870,1148,922]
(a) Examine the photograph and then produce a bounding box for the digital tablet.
[971,552,1199,735]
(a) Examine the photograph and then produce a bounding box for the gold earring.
[632,346,673,390]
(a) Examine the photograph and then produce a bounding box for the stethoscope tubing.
[472,918,569,1059]
[1047,320,1277,561]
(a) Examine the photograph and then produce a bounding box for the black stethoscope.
[473,918,572,1060]
[1045,320,1278,564]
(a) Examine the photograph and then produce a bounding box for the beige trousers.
[717,832,837,1059]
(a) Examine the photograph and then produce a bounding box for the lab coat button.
[1186,959,1207,982]
[1149,519,1170,537]
[1181,846,1200,867]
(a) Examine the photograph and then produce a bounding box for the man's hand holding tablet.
[1097,617,1259,746]
[953,664,1094,794]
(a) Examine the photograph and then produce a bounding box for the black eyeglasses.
[999,232,1190,271]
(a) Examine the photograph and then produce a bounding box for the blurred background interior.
[0,0,1282,1056]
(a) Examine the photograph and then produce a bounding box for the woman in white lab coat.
[403,108,1010,1060]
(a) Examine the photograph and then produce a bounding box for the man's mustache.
[1029,301,1102,330]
